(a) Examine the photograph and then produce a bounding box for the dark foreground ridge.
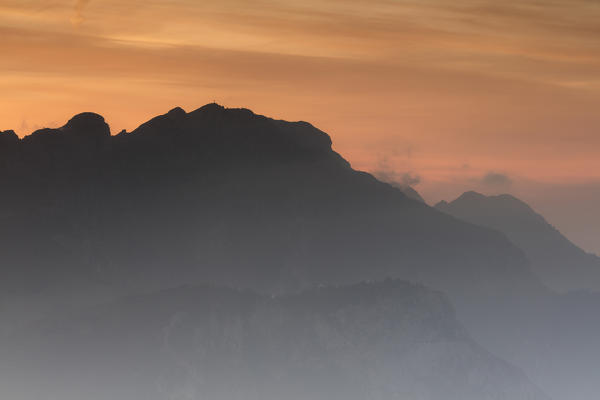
[0,104,541,302]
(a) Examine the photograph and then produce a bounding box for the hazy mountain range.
[0,280,547,400]
[0,104,598,399]
[436,191,600,292]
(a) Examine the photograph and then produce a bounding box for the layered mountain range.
[0,104,544,325]
[0,104,598,399]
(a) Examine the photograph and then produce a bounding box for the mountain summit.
[61,112,110,137]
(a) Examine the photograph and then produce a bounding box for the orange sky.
[1,0,599,253]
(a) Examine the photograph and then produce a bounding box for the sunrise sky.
[1,0,599,253]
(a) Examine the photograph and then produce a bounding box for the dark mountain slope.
[0,280,548,400]
[436,191,600,292]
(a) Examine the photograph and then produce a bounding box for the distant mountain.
[0,280,548,400]
[436,191,600,292]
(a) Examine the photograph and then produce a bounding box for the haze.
[1,0,599,253]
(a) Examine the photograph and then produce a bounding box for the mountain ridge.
[0,104,545,296]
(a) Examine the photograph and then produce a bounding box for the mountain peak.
[166,106,186,118]
[61,112,111,138]
[124,103,336,161]
[201,102,224,109]
[17,112,110,150]
[446,191,533,213]
[436,191,539,222]
[191,102,227,115]
[458,191,486,201]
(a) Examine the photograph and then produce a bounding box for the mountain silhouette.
[0,104,544,311]
[436,191,600,292]
[0,280,548,400]
[1,104,599,399]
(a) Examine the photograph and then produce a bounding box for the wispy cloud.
[481,172,512,189]
[70,0,91,27]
